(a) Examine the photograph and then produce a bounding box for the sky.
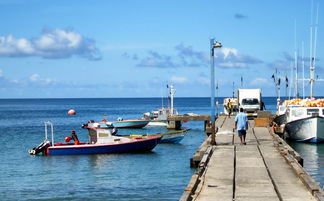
[0,0,323,98]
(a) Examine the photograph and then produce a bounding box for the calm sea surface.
[0,97,323,200]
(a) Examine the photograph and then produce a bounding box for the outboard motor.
[28,140,51,155]
[112,127,118,135]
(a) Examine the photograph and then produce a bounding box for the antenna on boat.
[309,2,321,98]
[232,82,235,98]
[103,112,107,122]
[161,84,164,108]
[302,41,305,99]
[289,61,293,99]
[294,20,299,98]
[240,76,243,88]
[285,75,289,99]
[271,69,281,101]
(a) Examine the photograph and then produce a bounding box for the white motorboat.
[285,105,324,143]
[144,84,178,127]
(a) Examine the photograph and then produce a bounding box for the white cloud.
[219,47,238,59]
[29,74,40,82]
[0,28,101,60]
[28,73,57,85]
[133,43,262,69]
[171,76,188,83]
[214,47,262,68]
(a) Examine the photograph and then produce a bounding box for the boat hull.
[273,114,287,125]
[116,130,187,143]
[146,121,168,127]
[160,133,184,143]
[112,120,149,128]
[46,136,161,155]
[285,116,324,143]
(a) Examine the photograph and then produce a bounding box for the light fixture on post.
[210,38,222,145]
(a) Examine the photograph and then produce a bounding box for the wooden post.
[167,120,182,130]
[211,120,216,145]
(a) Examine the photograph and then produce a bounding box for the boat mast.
[302,42,305,99]
[310,2,319,98]
[168,84,176,114]
[294,20,299,98]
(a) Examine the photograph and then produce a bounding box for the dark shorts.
[238,130,246,137]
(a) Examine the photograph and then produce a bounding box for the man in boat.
[71,130,79,145]
[234,108,248,145]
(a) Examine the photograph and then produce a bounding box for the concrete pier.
[181,115,324,201]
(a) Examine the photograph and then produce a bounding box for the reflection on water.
[288,141,324,188]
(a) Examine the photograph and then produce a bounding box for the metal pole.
[210,38,216,145]
[51,122,54,147]
[216,81,219,117]
[44,122,48,140]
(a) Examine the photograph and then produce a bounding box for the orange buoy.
[68,109,76,115]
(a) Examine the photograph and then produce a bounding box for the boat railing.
[44,121,54,147]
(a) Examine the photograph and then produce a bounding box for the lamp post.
[210,38,222,145]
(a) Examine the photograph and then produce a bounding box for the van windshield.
[242,98,259,105]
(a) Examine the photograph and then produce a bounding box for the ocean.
[0,97,323,200]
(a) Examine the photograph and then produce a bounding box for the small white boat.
[144,84,178,127]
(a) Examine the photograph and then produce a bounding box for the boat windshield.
[242,98,259,105]
[307,108,319,115]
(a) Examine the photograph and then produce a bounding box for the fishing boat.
[144,84,178,127]
[279,32,324,143]
[116,129,189,144]
[143,108,173,127]
[273,14,324,143]
[29,121,161,156]
[284,99,324,143]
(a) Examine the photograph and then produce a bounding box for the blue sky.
[0,0,323,98]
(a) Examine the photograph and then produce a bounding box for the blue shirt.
[235,112,248,131]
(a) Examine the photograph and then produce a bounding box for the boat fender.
[65,136,72,142]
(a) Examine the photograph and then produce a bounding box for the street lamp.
[210,38,222,145]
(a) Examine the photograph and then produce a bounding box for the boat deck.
[181,116,324,201]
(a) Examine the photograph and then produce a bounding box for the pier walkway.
[181,116,324,201]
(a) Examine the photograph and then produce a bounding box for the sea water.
[0,97,322,200]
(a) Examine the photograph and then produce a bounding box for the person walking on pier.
[235,108,248,145]
[227,99,232,118]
